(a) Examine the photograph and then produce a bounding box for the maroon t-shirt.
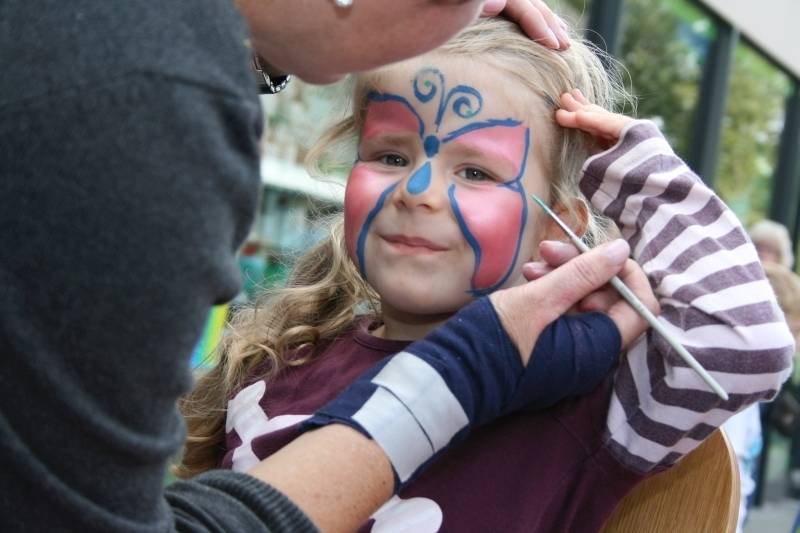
[222,322,646,532]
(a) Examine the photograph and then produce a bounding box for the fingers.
[607,259,660,349]
[555,90,633,150]
[530,0,570,48]
[527,239,630,323]
[578,286,618,313]
[490,239,630,362]
[570,88,591,105]
[539,239,580,265]
[500,0,569,49]
[558,89,593,111]
[521,240,579,280]
[525,246,660,350]
[522,261,551,280]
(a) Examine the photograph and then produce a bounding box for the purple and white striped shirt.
[584,120,794,473]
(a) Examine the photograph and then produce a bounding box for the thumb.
[489,239,630,363]
[531,239,630,324]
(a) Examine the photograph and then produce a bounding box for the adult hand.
[522,240,660,349]
[481,0,570,49]
[490,238,640,363]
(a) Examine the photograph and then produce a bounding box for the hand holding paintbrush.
[523,237,659,352]
[530,195,729,400]
[535,89,729,400]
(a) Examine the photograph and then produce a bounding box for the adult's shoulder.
[1,0,257,107]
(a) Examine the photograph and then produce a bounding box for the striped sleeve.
[580,120,795,473]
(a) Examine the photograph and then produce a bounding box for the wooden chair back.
[601,429,740,533]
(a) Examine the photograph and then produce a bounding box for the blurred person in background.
[751,219,795,270]
[746,219,800,510]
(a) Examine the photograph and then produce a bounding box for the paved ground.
[746,499,798,533]
[745,432,798,532]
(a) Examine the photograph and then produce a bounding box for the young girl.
[177,18,793,532]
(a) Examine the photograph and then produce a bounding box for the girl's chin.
[380,294,472,318]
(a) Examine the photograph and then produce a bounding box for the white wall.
[698,0,799,78]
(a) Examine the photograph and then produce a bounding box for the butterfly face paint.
[448,125,530,294]
[344,67,533,297]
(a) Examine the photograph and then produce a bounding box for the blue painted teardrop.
[406,161,432,195]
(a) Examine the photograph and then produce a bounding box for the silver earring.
[333,0,354,7]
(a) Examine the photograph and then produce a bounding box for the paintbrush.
[530,194,729,401]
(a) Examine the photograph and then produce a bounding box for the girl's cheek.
[454,185,526,291]
[344,164,387,260]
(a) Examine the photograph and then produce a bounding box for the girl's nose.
[393,160,447,211]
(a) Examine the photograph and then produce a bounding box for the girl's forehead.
[373,57,538,124]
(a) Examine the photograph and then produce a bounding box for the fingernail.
[573,88,584,99]
[481,0,504,15]
[603,239,630,265]
[541,240,575,254]
[524,261,550,277]
[546,29,559,48]
[555,27,570,47]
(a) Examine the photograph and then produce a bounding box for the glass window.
[617,0,712,159]
[716,43,791,226]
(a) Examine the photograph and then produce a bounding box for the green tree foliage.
[717,46,789,224]
[617,0,705,159]
[561,0,790,225]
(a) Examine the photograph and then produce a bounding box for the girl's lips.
[382,234,448,252]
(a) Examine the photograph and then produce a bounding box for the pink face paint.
[345,99,423,275]
[344,164,382,261]
[362,100,421,140]
[448,124,528,180]
[447,124,530,292]
[453,185,526,290]
[344,164,403,279]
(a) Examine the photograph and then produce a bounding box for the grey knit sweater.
[0,1,315,530]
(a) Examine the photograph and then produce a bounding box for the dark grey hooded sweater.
[0,1,315,530]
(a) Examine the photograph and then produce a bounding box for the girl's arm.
[557,91,795,472]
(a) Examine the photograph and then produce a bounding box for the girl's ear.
[542,197,589,242]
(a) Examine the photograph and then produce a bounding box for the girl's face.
[344,56,551,321]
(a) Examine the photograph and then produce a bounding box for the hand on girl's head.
[522,239,659,349]
[482,0,571,50]
[555,89,634,152]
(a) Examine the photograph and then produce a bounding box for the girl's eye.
[380,154,408,167]
[458,167,494,182]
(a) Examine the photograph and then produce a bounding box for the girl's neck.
[372,304,453,341]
